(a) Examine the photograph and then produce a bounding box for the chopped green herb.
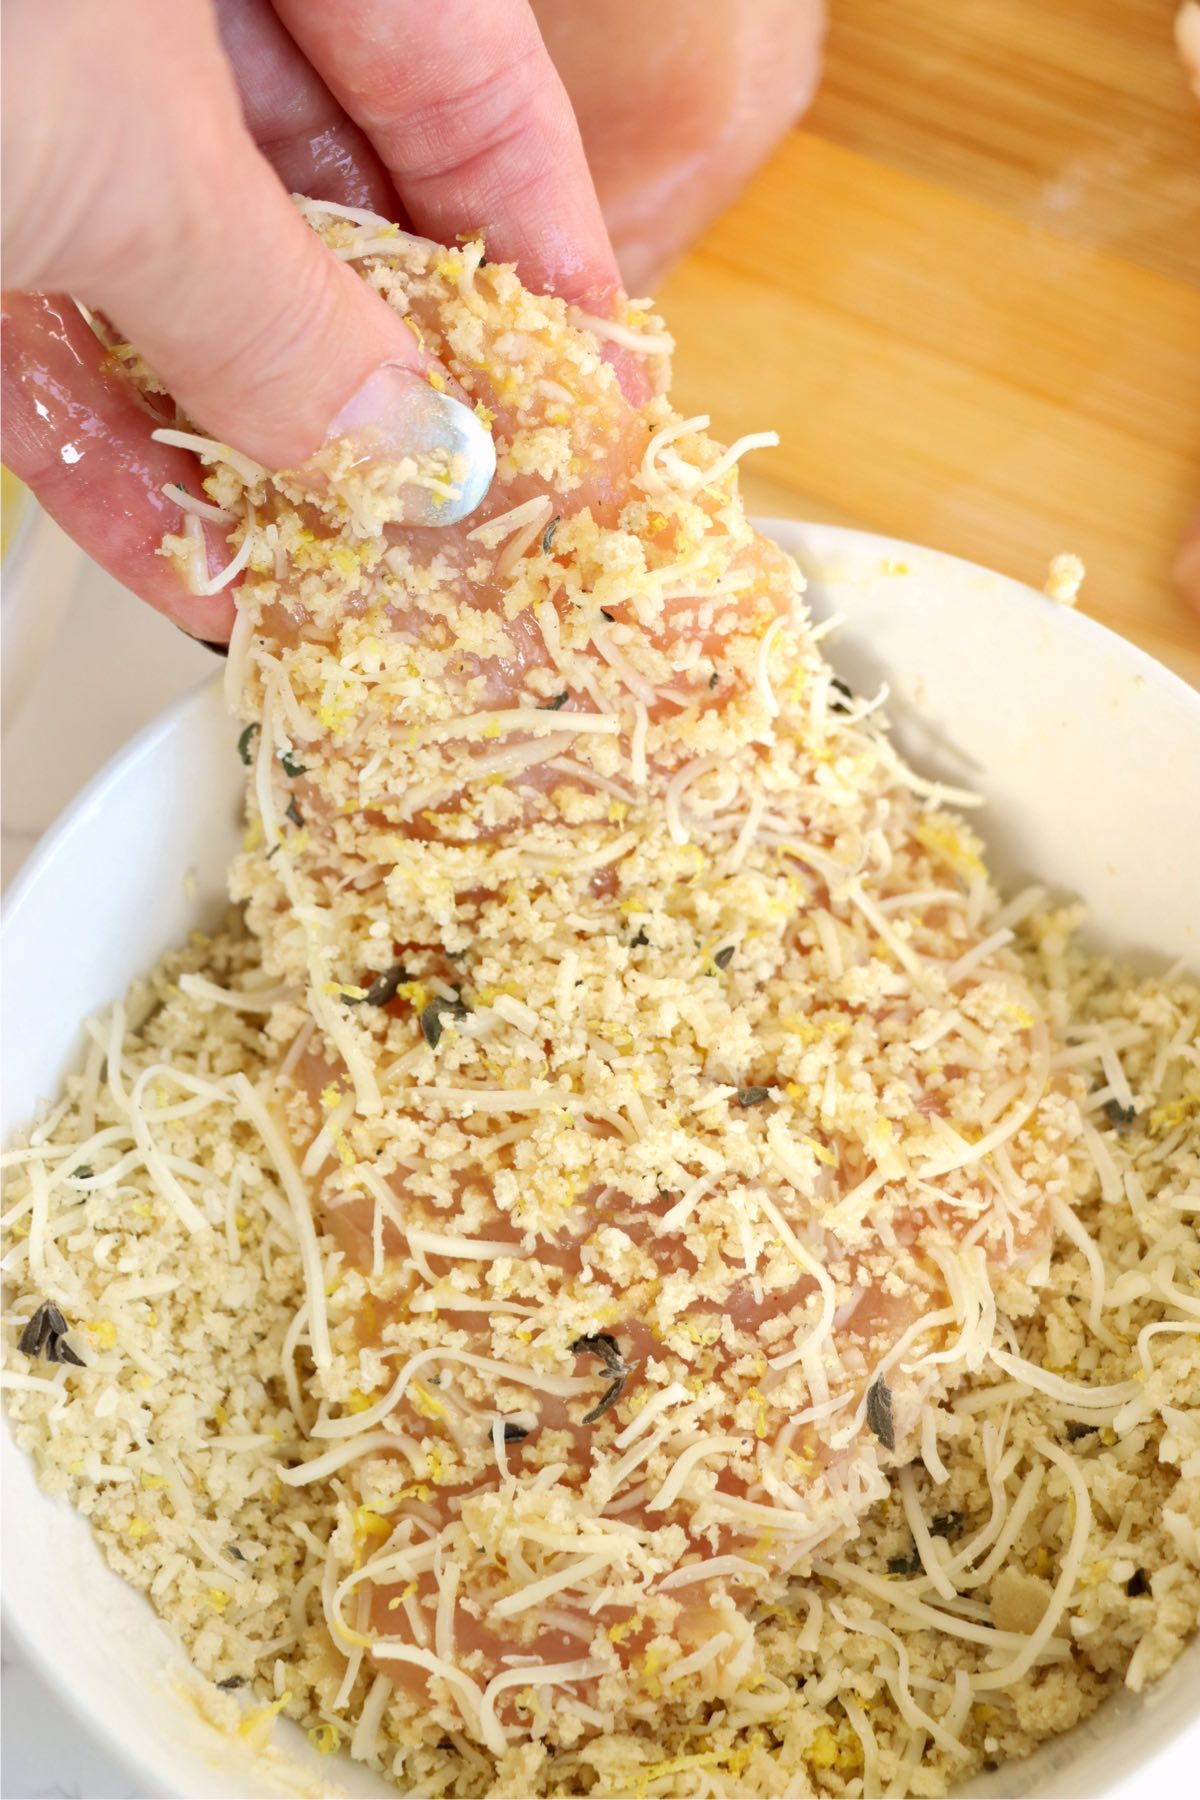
[227,1545,247,1562]
[266,843,281,861]
[540,692,570,711]
[285,796,304,828]
[930,1511,965,1539]
[582,1377,625,1424]
[216,1676,246,1691]
[713,945,735,970]
[708,671,720,690]
[1126,1569,1149,1597]
[1103,1099,1138,1128]
[630,926,649,949]
[599,608,615,623]
[502,1421,531,1444]
[830,676,853,714]
[887,1548,922,1576]
[280,750,308,778]
[866,1375,895,1452]
[18,1300,85,1366]
[421,995,469,1049]
[344,964,410,1008]
[570,1332,631,1425]
[1065,1421,1097,1442]
[237,723,260,765]
[68,1164,94,1181]
[19,1301,60,1356]
[541,516,560,553]
[737,1087,771,1108]
[570,1331,624,1368]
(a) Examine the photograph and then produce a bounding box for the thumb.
[2,0,478,485]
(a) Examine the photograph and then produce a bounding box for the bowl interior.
[3,522,1198,1797]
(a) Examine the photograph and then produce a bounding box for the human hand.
[1,0,619,641]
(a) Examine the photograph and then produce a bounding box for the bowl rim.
[776,520,1200,708]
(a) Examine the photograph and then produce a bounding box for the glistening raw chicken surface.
[160,209,1071,1756]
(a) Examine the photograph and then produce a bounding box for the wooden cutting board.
[658,0,1200,686]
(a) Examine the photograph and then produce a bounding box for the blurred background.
[656,0,1200,688]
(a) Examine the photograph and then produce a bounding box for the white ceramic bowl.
[3,522,1199,1798]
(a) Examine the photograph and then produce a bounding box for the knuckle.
[200,246,345,405]
[398,42,567,187]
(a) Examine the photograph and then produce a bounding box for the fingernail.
[321,365,495,527]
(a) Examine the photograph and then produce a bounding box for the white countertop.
[2,552,211,1800]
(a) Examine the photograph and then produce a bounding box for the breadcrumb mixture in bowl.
[2,206,1198,1798]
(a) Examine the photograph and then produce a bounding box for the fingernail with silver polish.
[323,364,495,527]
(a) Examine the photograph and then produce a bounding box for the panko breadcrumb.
[3,205,1197,1798]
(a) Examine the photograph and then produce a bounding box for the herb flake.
[280,750,308,778]
[541,516,560,554]
[736,1086,771,1108]
[421,995,469,1049]
[345,964,409,1009]
[1103,1099,1138,1129]
[930,1511,965,1539]
[285,795,304,828]
[887,1548,922,1576]
[830,676,853,714]
[236,723,260,766]
[19,1301,58,1355]
[570,1333,631,1425]
[540,692,570,711]
[713,945,735,971]
[502,1421,531,1444]
[18,1300,85,1366]
[865,1375,895,1452]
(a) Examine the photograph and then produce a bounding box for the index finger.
[269,0,621,307]
[213,0,396,211]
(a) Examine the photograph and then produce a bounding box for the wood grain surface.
[658,0,1200,685]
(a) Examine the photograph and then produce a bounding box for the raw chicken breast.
[166,210,1068,1759]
